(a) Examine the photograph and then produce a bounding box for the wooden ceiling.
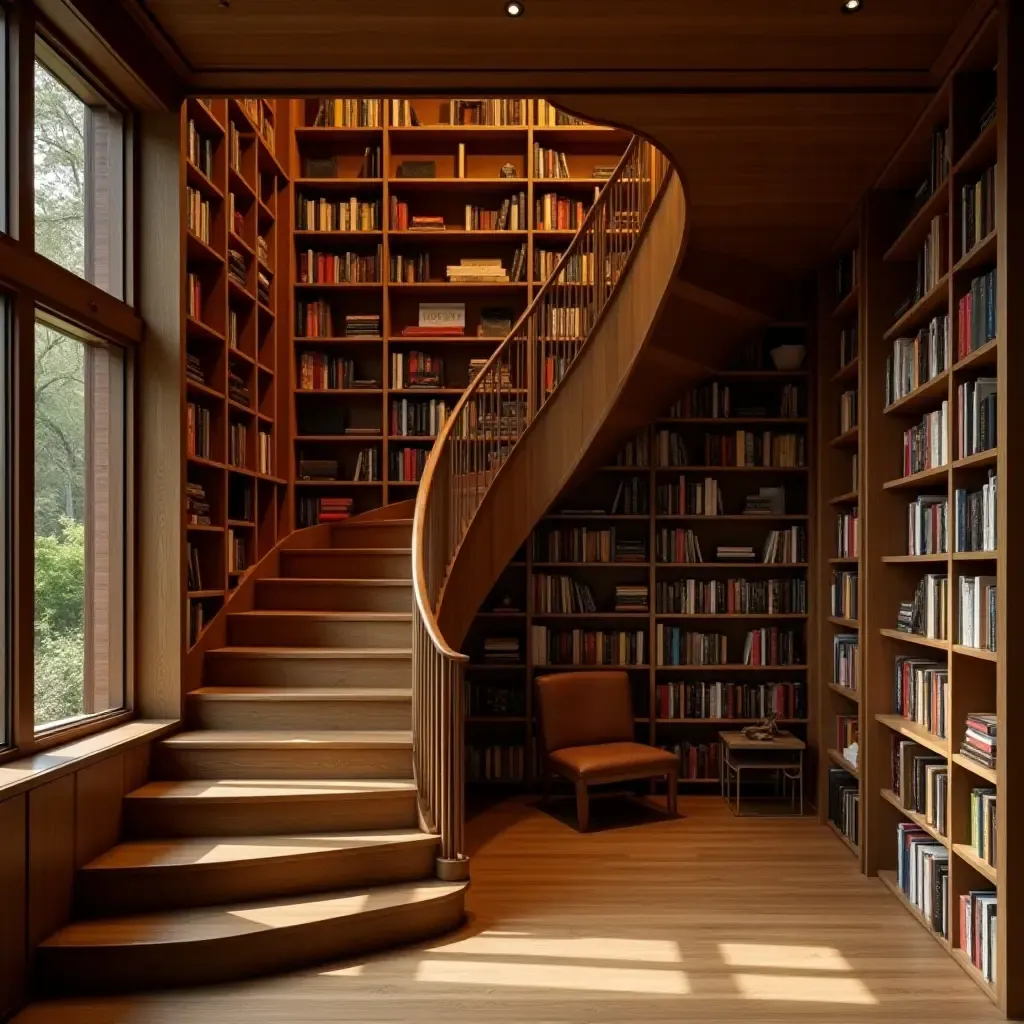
[100,0,988,300]
[130,0,973,79]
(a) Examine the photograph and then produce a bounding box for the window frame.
[0,0,141,763]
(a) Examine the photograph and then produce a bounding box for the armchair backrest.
[535,670,635,755]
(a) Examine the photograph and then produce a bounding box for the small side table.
[719,730,805,817]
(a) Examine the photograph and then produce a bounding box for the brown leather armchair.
[535,670,679,831]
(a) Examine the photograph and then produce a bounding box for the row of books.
[297,354,366,391]
[536,193,589,231]
[532,528,640,564]
[914,213,948,301]
[390,397,451,437]
[655,680,805,721]
[312,97,382,128]
[664,383,804,421]
[295,305,381,339]
[898,573,948,640]
[257,429,272,476]
[609,476,649,515]
[961,891,997,983]
[955,474,997,553]
[466,745,527,782]
[391,351,444,388]
[298,248,381,284]
[654,476,723,516]
[837,506,859,558]
[908,494,947,555]
[228,422,248,469]
[654,627,802,667]
[891,737,946,835]
[839,389,857,433]
[902,402,948,476]
[960,165,996,257]
[957,269,997,359]
[897,821,948,938]
[830,570,858,620]
[185,481,210,526]
[186,119,215,179]
[956,378,996,459]
[187,597,206,646]
[958,574,996,651]
[700,432,806,469]
[186,541,203,592]
[186,401,212,460]
[227,527,248,574]
[389,446,427,483]
[612,433,649,467]
[893,656,948,738]
[836,714,859,768]
[295,195,381,232]
[186,273,202,320]
[297,496,353,527]
[833,634,859,693]
[186,186,212,244]
[228,369,249,406]
[615,584,649,612]
[969,786,996,869]
[482,637,521,663]
[300,147,381,181]
[537,249,592,285]
[353,446,381,482]
[310,97,587,129]
[227,248,247,289]
[653,577,806,615]
[530,627,646,666]
[667,741,721,782]
[539,304,589,341]
[828,767,859,848]
[884,314,950,406]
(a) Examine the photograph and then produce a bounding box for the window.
[0,298,7,749]
[33,42,125,298]
[33,320,125,731]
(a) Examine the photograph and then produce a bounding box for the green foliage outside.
[33,61,88,726]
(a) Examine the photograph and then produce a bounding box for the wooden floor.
[15,795,1000,1023]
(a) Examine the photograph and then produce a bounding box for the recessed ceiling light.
[506,1,524,16]
[842,0,862,10]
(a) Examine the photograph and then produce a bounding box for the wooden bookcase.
[183,97,291,652]
[283,98,632,523]
[463,329,814,792]
[816,12,1021,1012]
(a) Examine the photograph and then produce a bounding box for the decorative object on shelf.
[500,162,517,178]
[741,711,780,742]
[769,344,807,370]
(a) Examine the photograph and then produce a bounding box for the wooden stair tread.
[229,610,412,621]
[125,779,418,803]
[338,518,412,527]
[208,646,412,658]
[41,879,466,947]
[161,730,413,749]
[83,829,436,872]
[190,687,412,701]
[261,577,411,585]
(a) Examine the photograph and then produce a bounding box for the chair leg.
[666,768,678,817]
[575,780,590,832]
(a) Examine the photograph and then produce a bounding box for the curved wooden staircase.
[34,132,693,997]
[37,514,465,993]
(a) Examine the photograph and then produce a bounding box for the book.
[418,302,466,331]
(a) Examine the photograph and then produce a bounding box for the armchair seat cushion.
[550,741,679,780]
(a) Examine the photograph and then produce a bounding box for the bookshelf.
[817,14,1016,1011]
[284,97,636,525]
[464,328,813,789]
[816,223,864,863]
[183,97,291,652]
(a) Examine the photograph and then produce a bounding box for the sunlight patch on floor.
[718,943,852,971]
[733,973,877,1004]
[416,958,691,994]
[431,932,683,963]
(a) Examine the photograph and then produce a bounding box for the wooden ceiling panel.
[133,0,973,75]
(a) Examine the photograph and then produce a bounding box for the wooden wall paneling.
[122,741,151,794]
[73,755,123,869]
[996,0,1021,1012]
[137,109,185,721]
[26,775,75,950]
[0,795,27,1020]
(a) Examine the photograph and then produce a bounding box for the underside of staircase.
[37,516,466,994]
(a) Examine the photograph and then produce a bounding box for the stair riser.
[158,745,413,780]
[281,551,410,580]
[188,697,412,731]
[38,888,465,994]
[76,841,438,916]
[256,580,411,612]
[331,523,412,548]
[228,615,411,648]
[123,792,419,839]
[204,654,411,688]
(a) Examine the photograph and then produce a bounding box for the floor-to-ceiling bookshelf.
[817,12,1015,1011]
[816,230,864,861]
[283,97,632,525]
[183,97,290,652]
[464,328,813,790]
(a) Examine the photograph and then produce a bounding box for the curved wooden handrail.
[411,135,674,877]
